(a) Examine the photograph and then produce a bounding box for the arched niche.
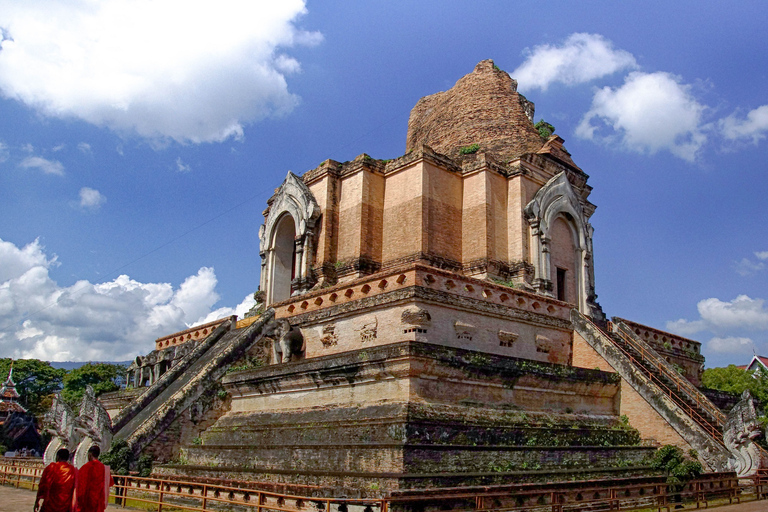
[269,213,296,303]
[259,172,320,305]
[524,172,597,316]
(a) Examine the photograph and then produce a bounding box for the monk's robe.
[36,461,77,512]
[75,460,114,512]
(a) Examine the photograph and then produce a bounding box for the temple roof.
[406,59,547,163]
[0,363,20,401]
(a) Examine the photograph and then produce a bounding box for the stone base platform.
[166,342,656,495]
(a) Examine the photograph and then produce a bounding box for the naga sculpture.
[724,390,768,476]
[43,386,113,467]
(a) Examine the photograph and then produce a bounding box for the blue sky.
[0,1,766,366]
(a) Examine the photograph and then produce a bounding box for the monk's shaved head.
[87,445,100,459]
[55,448,70,462]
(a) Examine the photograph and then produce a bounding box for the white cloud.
[19,155,64,175]
[720,105,768,144]
[193,293,257,326]
[707,336,756,355]
[77,142,92,154]
[576,72,707,161]
[512,33,637,92]
[0,1,322,144]
[175,157,191,173]
[0,237,247,361]
[52,143,65,152]
[0,141,8,162]
[755,251,768,261]
[78,187,106,210]
[667,295,768,336]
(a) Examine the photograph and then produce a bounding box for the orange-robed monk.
[34,448,77,512]
[75,445,114,512]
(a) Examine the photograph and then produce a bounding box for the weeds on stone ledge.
[459,143,480,154]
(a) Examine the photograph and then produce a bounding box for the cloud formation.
[0,237,253,361]
[512,33,637,91]
[720,105,768,144]
[19,155,64,175]
[668,295,768,335]
[0,1,321,144]
[667,294,768,364]
[78,187,106,210]
[707,336,756,355]
[576,72,707,161]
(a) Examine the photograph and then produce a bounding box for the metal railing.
[612,321,726,425]
[595,321,725,443]
[3,460,765,512]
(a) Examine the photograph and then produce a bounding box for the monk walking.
[75,446,114,512]
[34,448,77,512]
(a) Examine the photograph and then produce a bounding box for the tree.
[61,363,127,407]
[0,359,66,416]
[702,365,768,406]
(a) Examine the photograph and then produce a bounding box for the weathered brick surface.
[406,60,544,162]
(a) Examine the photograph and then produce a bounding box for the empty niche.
[535,335,553,353]
[401,307,431,335]
[320,324,338,348]
[454,320,476,342]
[498,331,518,347]
[396,274,407,285]
[401,307,431,325]
[359,317,378,343]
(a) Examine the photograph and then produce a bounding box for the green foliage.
[702,365,768,404]
[534,120,555,139]
[102,439,133,475]
[137,454,153,477]
[61,362,126,407]
[649,445,702,486]
[102,439,153,477]
[491,277,517,289]
[192,436,202,445]
[459,143,480,155]
[0,358,67,416]
[492,64,501,72]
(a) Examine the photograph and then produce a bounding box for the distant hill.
[48,361,132,371]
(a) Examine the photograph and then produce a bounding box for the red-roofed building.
[745,355,768,375]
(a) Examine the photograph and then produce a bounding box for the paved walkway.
[0,484,122,511]
[0,484,765,512]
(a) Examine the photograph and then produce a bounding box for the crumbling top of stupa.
[406,59,546,163]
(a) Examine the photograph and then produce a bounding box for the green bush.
[459,143,480,155]
[534,120,555,139]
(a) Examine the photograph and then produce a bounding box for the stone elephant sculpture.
[273,319,305,363]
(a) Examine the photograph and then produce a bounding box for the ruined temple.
[49,60,766,494]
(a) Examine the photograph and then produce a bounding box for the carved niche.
[524,172,601,318]
[259,172,321,305]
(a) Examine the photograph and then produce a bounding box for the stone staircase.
[571,310,732,472]
[607,321,725,442]
[112,309,275,456]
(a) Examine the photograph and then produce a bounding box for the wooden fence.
[1,459,765,512]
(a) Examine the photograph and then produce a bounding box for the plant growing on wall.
[459,143,480,154]
[534,120,555,139]
[650,444,702,504]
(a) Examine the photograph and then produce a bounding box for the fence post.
[201,484,208,511]
[157,479,164,512]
